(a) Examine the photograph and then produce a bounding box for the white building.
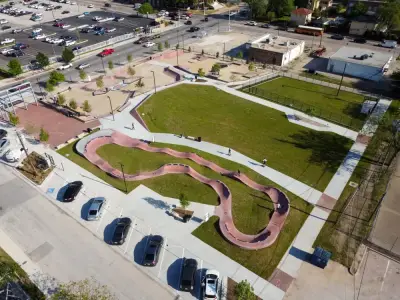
[327,46,393,81]
[247,34,305,66]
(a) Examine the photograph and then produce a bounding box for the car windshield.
[89,210,97,215]
[145,254,154,260]
[182,280,192,286]
[0,140,6,147]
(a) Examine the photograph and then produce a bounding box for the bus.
[295,25,324,36]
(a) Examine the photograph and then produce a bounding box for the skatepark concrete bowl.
[76,129,290,250]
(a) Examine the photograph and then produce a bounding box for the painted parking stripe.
[124,218,135,254]
[157,237,167,278]
[96,204,107,233]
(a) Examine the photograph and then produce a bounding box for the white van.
[380,40,397,49]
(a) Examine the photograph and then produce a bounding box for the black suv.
[134,37,149,44]
[143,235,164,266]
[189,26,200,32]
[111,217,132,245]
[353,37,367,44]
[63,181,83,202]
[180,258,197,291]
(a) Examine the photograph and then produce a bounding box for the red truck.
[99,48,115,57]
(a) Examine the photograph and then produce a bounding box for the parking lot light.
[151,71,156,94]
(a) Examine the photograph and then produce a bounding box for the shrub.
[69,99,77,110]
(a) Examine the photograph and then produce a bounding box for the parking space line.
[157,237,167,278]
[380,260,390,291]
[198,259,203,299]
[123,218,135,254]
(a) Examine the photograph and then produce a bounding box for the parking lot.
[0,10,153,66]
[40,165,223,300]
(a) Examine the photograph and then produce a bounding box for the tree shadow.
[133,235,148,265]
[142,197,171,210]
[342,103,367,121]
[275,130,351,172]
[166,258,183,290]
[103,218,120,244]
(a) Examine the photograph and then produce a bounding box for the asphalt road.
[0,161,176,300]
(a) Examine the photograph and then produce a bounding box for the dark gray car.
[143,235,164,266]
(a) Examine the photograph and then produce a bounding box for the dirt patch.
[17,151,53,185]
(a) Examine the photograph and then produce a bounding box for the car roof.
[205,269,220,277]
[89,197,105,209]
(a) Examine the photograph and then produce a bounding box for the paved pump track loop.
[77,130,290,250]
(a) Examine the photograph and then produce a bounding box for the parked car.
[81,28,94,33]
[51,38,63,44]
[111,217,131,245]
[60,24,71,29]
[106,27,116,33]
[33,33,46,40]
[77,13,85,18]
[57,63,72,70]
[88,4,94,8]
[380,39,397,48]
[189,26,199,32]
[72,46,82,51]
[261,23,270,28]
[134,37,148,44]
[114,16,124,22]
[0,129,7,140]
[63,181,83,202]
[64,39,76,46]
[12,28,22,33]
[104,3,111,7]
[1,38,15,45]
[180,258,197,291]
[54,22,64,27]
[86,197,106,221]
[0,139,10,155]
[32,27,42,33]
[331,34,344,40]
[201,269,220,300]
[143,235,164,266]
[144,41,155,47]
[99,48,114,57]
[1,25,11,30]
[245,21,257,26]
[353,38,367,44]
[95,30,105,35]
[4,148,23,162]
[0,19,8,24]
[61,10,69,14]
[1,48,13,55]
[13,43,28,50]
[77,62,90,69]
[185,20,192,25]
[151,34,160,40]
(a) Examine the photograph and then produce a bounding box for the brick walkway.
[16,104,100,148]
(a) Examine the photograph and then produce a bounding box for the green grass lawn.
[247,77,366,130]
[298,71,356,88]
[59,139,312,278]
[138,84,353,191]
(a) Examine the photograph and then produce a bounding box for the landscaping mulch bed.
[17,151,53,185]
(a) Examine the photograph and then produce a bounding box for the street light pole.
[107,95,115,120]
[151,70,156,93]
[101,57,106,73]
[228,8,231,32]
[337,63,348,96]
[119,162,127,193]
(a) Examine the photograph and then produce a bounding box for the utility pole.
[337,63,348,96]
[151,70,156,93]
[107,95,114,120]
[119,162,127,193]
[176,48,179,66]
[36,78,44,97]
[101,57,106,73]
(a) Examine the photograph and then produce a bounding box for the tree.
[211,63,221,75]
[137,2,154,14]
[136,78,144,87]
[175,44,179,50]
[198,68,205,77]
[248,62,255,72]
[51,278,116,300]
[201,49,205,56]
[62,47,75,63]
[108,60,114,70]
[157,42,163,51]
[269,0,294,17]
[216,51,219,58]
[79,69,87,81]
[266,11,276,21]
[36,52,50,69]
[127,66,136,78]
[8,112,19,126]
[49,71,65,85]
[188,46,191,52]
[69,99,77,110]
[7,59,23,77]
[82,100,92,113]
[127,54,133,63]
[236,51,243,59]
[57,94,66,106]
[179,193,190,209]
[245,0,269,18]
[378,0,400,32]
[45,81,55,92]
[164,40,170,48]
[96,76,104,90]
[39,128,49,142]
[235,280,256,300]
[351,1,368,17]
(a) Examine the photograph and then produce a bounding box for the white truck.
[380,40,397,49]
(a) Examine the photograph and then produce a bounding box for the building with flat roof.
[247,34,305,66]
[327,46,393,81]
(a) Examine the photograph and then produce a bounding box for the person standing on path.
[262,158,267,166]
[228,148,231,156]
[132,122,135,130]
